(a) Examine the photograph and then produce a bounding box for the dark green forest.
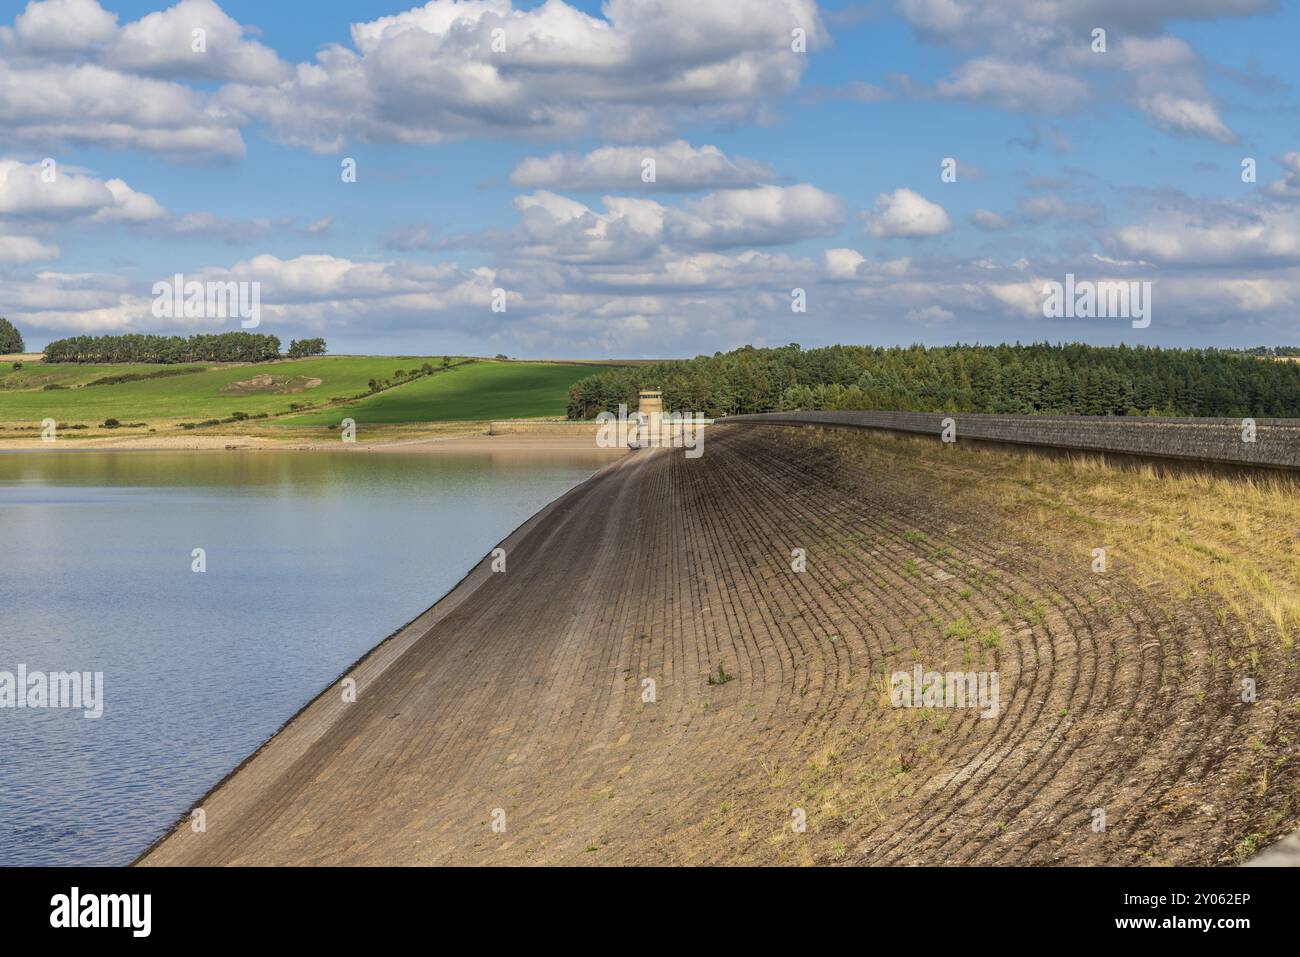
[566,343,1300,419]
[43,333,282,364]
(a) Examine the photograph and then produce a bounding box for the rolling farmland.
[0,357,598,434]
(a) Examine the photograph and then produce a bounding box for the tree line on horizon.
[1241,345,1300,357]
[566,343,1300,420]
[40,332,327,364]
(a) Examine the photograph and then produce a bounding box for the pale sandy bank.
[0,427,621,455]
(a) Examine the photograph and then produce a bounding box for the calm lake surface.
[0,448,611,866]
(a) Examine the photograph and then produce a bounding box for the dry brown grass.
[862,434,1300,646]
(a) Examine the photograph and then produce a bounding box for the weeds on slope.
[855,433,1300,647]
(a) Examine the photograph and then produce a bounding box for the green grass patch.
[281,361,596,425]
[944,618,974,641]
[0,356,462,426]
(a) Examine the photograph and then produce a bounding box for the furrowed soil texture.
[141,424,1300,866]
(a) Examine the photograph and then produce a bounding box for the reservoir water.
[0,448,610,865]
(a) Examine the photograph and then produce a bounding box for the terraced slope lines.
[140,424,1300,866]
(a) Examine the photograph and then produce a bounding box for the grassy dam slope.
[140,424,1299,866]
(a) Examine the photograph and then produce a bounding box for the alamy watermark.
[1042,273,1151,329]
[152,273,261,328]
[50,888,150,937]
[596,404,707,458]
[891,664,999,718]
[1,665,103,718]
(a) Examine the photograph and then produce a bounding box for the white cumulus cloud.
[219,0,826,151]
[510,140,774,192]
[866,188,951,238]
[0,159,165,222]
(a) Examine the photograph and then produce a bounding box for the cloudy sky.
[1,0,1297,357]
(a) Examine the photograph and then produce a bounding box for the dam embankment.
[138,423,1299,866]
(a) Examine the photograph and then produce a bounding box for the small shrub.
[898,747,919,773]
[944,618,974,641]
[102,418,120,428]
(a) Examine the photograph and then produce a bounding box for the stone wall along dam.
[722,411,1300,471]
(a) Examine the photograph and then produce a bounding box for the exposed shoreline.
[0,430,621,455]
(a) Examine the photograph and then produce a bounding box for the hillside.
[0,356,600,436]
[283,361,592,425]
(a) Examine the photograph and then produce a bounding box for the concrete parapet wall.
[723,410,1300,470]
[489,419,603,436]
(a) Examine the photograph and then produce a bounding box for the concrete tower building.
[631,389,663,448]
[637,389,663,421]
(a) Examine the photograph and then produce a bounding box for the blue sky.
[1,0,1298,356]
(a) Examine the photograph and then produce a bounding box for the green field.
[283,361,590,425]
[0,357,596,429]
